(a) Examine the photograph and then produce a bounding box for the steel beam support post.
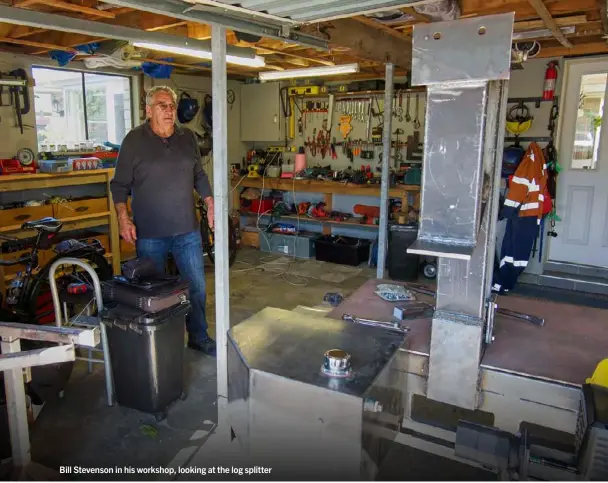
[377,63,394,279]
[408,14,514,409]
[212,24,231,443]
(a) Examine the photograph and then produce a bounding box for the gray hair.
[146,85,177,105]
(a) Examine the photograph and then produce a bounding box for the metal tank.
[225,307,408,480]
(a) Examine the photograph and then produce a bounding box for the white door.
[549,57,608,268]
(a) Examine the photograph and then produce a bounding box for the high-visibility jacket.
[501,142,548,221]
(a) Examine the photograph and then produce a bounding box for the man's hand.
[119,216,137,245]
[204,196,214,230]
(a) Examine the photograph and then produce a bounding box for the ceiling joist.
[527,0,574,48]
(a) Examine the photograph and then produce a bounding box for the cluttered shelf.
[0,168,116,192]
[240,211,380,229]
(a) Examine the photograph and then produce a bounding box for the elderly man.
[110,85,216,356]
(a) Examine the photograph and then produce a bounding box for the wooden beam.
[536,38,608,57]
[311,18,412,68]
[0,36,76,52]
[527,0,573,47]
[147,20,188,32]
[36,0,116,18]
[187,22,211,39]
[461,0,598,20]
[401,7,431,23]
[11,0,41,6]
[0,345,75,371]
[254,46,335,66]
[514,14,587,30]
[599,0,608,37]
[8,26,47,38]
[353,16,411,40]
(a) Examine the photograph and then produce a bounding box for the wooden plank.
[535,38,608,57]
[0,322,99,347]
[0,170,113,192]
[527,0,574,47]
[232,176,419,197]
[1,338,31,471]
[353,15,411,40]
[0,36,76,52]
[514,14,587,30]
[461,0,598,20]
[37,0,116,18]
[254,46,335,66]
[11,0,41,6]
[107,180,121,276]
[0,344,75,371]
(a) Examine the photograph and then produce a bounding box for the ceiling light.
[258,63,359,81]
[132,41,266,68]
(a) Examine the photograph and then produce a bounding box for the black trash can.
[102,302,189,420]
[388,224,420,282]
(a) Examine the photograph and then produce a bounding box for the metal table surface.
[327,279,607,386]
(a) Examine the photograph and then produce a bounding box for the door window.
[572,73,607,170]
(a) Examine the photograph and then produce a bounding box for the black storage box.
[314,235,371,266]
[388,224,420,282]
[101,302,189,419]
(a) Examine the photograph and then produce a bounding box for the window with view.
[32,67,132,151]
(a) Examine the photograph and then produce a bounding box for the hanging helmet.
[177,92,199,124]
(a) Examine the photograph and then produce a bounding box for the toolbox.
[101,302,189,419]
[314,235,371,266]
[102,277,189,313]
[260,231,317,259]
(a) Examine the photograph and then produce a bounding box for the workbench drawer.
[0,205,53,231]
[53,197,108,220]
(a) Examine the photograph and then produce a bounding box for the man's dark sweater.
[110,122,212,239]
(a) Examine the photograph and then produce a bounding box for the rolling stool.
[48,258,114,406]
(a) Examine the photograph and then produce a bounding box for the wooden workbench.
[328,279,607,386]
[0,169,122,296]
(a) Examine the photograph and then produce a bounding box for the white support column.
[1,337,31,472]
[211,23,231,442]
[377,63,394,279]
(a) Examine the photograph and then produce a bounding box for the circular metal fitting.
[321,348,352,378]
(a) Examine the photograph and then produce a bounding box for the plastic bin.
[314,235,371,266]
[388,224,420,282]
[101,302,189,420]
[38,159,73,173]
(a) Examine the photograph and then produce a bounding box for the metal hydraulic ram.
[407,13,514,410]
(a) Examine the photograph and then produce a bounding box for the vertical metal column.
[408,14,514,409]
[376,63,394,279]
[212,24,231,440]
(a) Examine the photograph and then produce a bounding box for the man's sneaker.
[188,338,216,356]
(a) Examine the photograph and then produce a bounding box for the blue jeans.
[136,231,210,344]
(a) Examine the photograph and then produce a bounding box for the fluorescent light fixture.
[512,26,575,40]
[259,63,359,81]
[133,41,266,68]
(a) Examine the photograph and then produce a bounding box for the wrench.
[405,94,411,122]
[397,90,404,122]
[413,93,421,129]
[342,314,410,334]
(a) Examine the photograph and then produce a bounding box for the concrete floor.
[13,248,493,481]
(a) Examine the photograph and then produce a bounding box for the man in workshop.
[110,85,216,357]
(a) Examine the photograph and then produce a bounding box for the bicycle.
[0,217,113,404]
[0,217,113,325]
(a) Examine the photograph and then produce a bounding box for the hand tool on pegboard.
[8,68,30,134]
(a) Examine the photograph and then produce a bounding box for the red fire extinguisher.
[543,61,558,101]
